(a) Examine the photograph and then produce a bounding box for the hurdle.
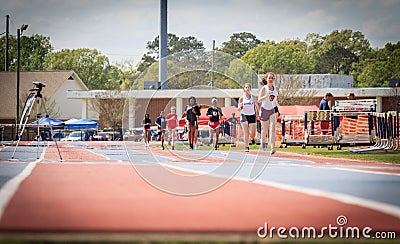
[387,111,399,151]
[303,110,334,149]
[347,111,397,153]
[332,99,376,150]
[280,115,305,148]
[395,112,400,150]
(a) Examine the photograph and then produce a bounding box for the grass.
[156,141,400,164]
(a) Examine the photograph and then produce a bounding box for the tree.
[224,59,256,88]
[354,42,400,87]
[0,34,53,71]
[220,32,261,58]
[241,40,314,74]
[137,33,205,73]
[275,74,317,105]
[45,48,117,89]
[313,29,373,75]
[91,90,125,129]
[114,60,140,90]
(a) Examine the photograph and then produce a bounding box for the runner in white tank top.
[258,72,279,154]
[238,83,258,152]
[242,94,256,115]
[261,85,278,110]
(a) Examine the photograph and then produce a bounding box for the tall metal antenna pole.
[159,0,168,89]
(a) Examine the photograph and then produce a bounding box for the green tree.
[45,48,117,89]
[314,29,372,75]
[114,60,140,90]
[220,32,261,58]
[137,33,205,73]
[224,59,256,88]
[241,40,314,74]
[0,34,53,71]
[354,42,400,87]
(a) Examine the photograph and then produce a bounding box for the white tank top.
[241,94,255,115]
[261,85,278,110]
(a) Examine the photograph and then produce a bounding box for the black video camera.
[30,82,46,92]
[33,81,46,88]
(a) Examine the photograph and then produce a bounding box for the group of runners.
[142,72,280,154]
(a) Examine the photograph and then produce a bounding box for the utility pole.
[211,40,215,88]
[5,15,9,71]
[16,24,28,126]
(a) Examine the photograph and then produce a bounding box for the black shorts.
[240,114,256,124]
[186,120,198,127]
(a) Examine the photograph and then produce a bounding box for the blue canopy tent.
[30,117,64,127]
[28,117,65,141]
[65,119,99,130]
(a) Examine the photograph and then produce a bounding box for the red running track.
[0,144,399,241]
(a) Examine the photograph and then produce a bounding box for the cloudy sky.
[1,0,399,64]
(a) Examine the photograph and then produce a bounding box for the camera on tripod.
[30,82,46,92]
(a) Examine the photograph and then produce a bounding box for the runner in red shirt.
[166,106,178,150]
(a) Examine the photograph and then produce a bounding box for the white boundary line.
[161,163,400,219]
[187,152,400,176]
[331,167,400,176]
[85,148,113,161]
[0,147,46,220]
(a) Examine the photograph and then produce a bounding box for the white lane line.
[84,148,112,161]
[331,167,400,176]
[0,147,46,220]
[197,152,400,176]
[161,163,400,219]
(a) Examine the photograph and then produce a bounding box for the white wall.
[53,79,98,120]
[260,74,354,89]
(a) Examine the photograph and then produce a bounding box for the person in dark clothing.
[319,92,333,135]
[142,113,152,149]
[155,111,167,150]
[207,97,223,150]
[347,92,356,100]
[227,113,238,136]
[184,96,201,149]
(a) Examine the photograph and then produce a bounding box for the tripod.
[12,82,63,161]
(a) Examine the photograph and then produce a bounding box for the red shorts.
[208,121,220,130]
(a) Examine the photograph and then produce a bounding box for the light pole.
[16,24,28,126]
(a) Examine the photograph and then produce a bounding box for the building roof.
[0,71,88,120]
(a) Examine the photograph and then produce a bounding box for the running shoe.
[261,143,266,151]
[245,147,250,152]
[270,148,276,154]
